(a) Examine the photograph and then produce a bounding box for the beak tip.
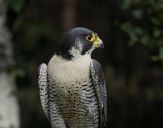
[100,43,104,48]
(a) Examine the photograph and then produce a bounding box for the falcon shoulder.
[38,63,50,120]
[90,59,107,128]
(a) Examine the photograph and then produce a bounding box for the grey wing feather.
[90,59,107,128]
[38,63,50,120]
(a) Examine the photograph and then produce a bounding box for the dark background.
[7,0,163,128]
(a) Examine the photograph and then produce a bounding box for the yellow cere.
[85,34,102,48]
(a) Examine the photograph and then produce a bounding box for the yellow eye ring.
[85,35,92,41]
[85,34,97,42]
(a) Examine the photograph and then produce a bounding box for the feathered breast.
[48,54,91,85]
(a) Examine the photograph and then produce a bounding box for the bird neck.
[56,49,73,60]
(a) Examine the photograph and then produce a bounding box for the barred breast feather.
[47,54,100,128]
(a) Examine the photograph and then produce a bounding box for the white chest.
[48,55,91,86]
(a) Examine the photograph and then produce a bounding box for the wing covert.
[90,59,107,128]
[38,63,50,120]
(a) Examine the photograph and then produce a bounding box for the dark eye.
[85,35,92,41]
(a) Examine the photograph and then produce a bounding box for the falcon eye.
[85,35,92,41]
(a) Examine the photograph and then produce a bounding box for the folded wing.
[90,60,107,128]
[38,63,50,120]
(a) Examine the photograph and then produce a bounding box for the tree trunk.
[0,0,20,128]
[61,0,76,32]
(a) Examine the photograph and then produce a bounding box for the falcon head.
[56,27,104,59]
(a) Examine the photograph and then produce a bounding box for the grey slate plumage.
[38,27,107,128]
[90,60,107,128]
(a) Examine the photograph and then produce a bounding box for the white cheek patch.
[69,40,83,57]
[77,40,83,52]
[69,46,81,57]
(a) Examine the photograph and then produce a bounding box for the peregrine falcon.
[38,27,107,128]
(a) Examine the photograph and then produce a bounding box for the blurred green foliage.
[9,0,25,12]
[119,0,163,61]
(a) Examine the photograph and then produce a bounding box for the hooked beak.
[93,36,104,48]
[99,41,104,48]
[86,37,104,55]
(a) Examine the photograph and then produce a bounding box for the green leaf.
[153,30,161,37]
[128,32,138,46]
[132,9,143,20]
[10,68,25,77]
[9,0,25,12]
[150,56,160,61]
[159,47,163,60]
[120,22,132,33]
[151,17,160,26]
[121,0,132,9]
[141,35,149,46]
[135,27,143,35]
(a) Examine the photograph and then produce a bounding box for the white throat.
[48,54,92,85]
